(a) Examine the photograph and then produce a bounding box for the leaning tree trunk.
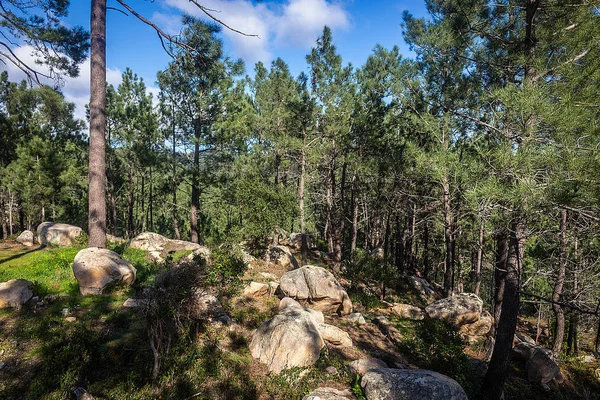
[480,222,523,400]
[552,209,567,358]
[88,0,107,248]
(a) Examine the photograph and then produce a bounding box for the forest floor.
[1,240,600,399]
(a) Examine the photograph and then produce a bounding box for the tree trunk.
[171,116,180,240]
[423,221,430,279]
[127,172,134,238]
[299,136,308,265]
[350,172,359,254]
[442,177,454,297]
[190,125,201,244]
[552,209,567,358]
[474,217,484,296]
[1,195,7,239]
[88,0,107,248]
[149,165,153,232]
[140,173,146,232]
[480,222,523,400]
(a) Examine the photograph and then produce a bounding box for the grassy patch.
[0,245,84,295]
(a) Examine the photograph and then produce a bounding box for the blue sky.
[3,0,429,121]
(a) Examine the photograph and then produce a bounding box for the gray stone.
[348,358,388,376]
[326,366,338,374]
[16,230,35,246]
[130,232,208,262]
[288,233,313,250]
[279,265,353,315]
[391,304,425,320]
[302,387,354,400]
[72,247,136,295]
[317,323,352,347]
[425,293,483,327]
[0,279,33,309]
[243,281,269,297]
[250,297,325,373]
[361,368,468,400]
[269,245,299,270]
[345,312,366,325]
[37,222,83,247]
[191,293,231,324]
[408,276,440,299]
[526,349,561,385]
[259,272,278,281]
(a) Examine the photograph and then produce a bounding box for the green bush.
[397,319,477,396]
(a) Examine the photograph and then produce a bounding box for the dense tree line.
[1,1,600,398]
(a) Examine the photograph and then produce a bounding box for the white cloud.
[275,0,350,48]
[159,0,350,67]
[1,45,124,124]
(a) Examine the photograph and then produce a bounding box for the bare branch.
[187,0,259,38]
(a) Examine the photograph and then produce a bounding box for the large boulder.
[249,297,325,373]
[361,368,468,400]
[425,293,483,327]
[269,245,299,270]
[459,310,493,342]
[16,230,35,247]
[0,279,33,309]
[408,276,441,300]
[72,248,136,295]
[287,233,313,250]
[130,232,209,262]
[302,387,354,400]
[391,304,425,320]
[37,222,83,247]
[279,265,352,315]
[526,349,561,385]
[190,293,231,324]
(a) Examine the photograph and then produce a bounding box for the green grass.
[0,245,84,295]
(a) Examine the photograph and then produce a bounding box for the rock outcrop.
[269,245,299,270]
[425,293,484,326]
[278,265,352,315]
[526,349,562,385]
[317,323,353,347]
[243,281,269,297]
[348,358,388,376]
[361,368,468,400]
[72,248,136,295]
[37,222,83,247]
[287,233,312,250]
[391,303,425,320]
[129,232,209,262]
[16,230,35,246]
[0,279,33,309]
[302,387,354,400]
[249,297,325,373]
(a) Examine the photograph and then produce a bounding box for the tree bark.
[350,171,359,254]
[190,123,201,244]
[423,220,430,279]
[0,195,7,239]
[171,111,181,239]
[299,135,308,265]
[442,177,454,297]
[552,209,567,358]
[474,217,484,296]
[480,223,523,400]
[88,0,107,248]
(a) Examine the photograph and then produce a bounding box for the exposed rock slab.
[16,230,35,246]
[37,222,83,247]
[317,323,353,347]
[348,358,388,376]
[130,232,209,262]
[425,293,483,326]
[243,281,269,297]
[391,304,425,320]
[302,387,354,400]
[361,368,468,400]
[279,265,352,315]
[0,279,33,309]
[250,297,325,373]
[72,248,136,295]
